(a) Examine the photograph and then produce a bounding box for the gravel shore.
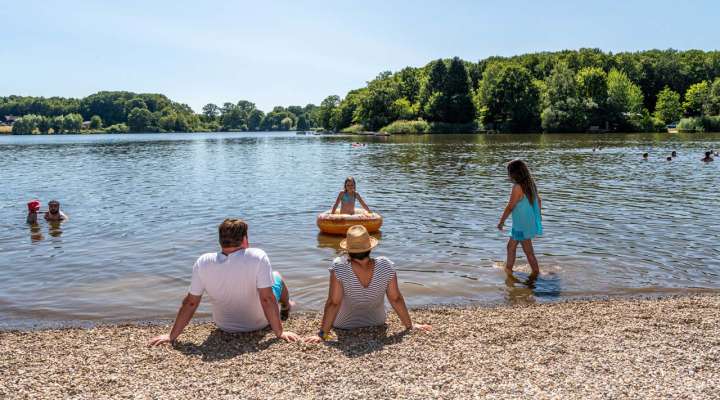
[2,295,719,399]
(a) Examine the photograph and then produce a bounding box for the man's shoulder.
[195,252,220,267]
[243,247,268,260]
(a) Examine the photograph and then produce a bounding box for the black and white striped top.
[329,256,396,329]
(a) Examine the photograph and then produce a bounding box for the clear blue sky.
[2,0,718,112]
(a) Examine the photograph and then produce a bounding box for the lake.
[1,131,719,329]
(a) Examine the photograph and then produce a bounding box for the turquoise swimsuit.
[510,195,543,241]
[342,192,355,208]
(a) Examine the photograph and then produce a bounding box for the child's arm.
[330,192,343,214]
[356,193,372,213]
[497,185,523,230]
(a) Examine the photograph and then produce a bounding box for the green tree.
[442,57,475,123]
[36,116,51,134]
[354,72,403,131]
[654,86,682,124]
[201,103,219,121]
[606,69,645,130]
[51,115,65,134]
[708,78,720,115]
[395,67,421,103]
[89,115,103,129]
[576,67,608,125]
[296,114,309,130]
[247,109,264,131]
[318,95,340,129]
[540,62,589,132]
[476,62,540,131]
[62,113,83,132]
[127,107,154,132]
[419,59,448,121]
[683,81,710,116]
[11,115,37,134]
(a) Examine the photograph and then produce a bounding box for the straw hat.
[339,225,378,253]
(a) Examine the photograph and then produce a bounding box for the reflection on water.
[1,131,719,329]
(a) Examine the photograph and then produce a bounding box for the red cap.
[27,200,41,212]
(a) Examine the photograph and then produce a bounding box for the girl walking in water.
[331,176,372,215]
[497,160,543,279]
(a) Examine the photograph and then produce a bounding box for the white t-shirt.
[189,248,275,332]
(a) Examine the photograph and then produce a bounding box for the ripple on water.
[0,131,719,328]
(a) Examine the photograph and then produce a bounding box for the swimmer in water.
[44,200,68,222]
[26,200,41,224]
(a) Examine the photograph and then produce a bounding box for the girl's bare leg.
[505,239,519,276]
[520,239,540,278]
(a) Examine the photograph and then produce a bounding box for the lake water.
[1,132,719,329]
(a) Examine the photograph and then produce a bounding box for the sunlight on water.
[0,131,719,328]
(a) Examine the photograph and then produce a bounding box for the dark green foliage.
[476,63,539,131]
[296,114,309,130]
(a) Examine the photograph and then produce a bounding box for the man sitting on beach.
[44,200,68,222]
[148,218,299,345]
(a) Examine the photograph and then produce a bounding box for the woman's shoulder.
[330,256,350,272]
[374,256,395,270]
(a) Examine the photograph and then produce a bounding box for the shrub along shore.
[2,294,718,399]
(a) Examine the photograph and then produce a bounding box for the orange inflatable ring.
[316,208,383,235]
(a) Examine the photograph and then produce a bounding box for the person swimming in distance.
[702,151,714,162]
[44,200,68,222]
[666,156,672,161]
[671,151,677,158]
[642,153,649,160]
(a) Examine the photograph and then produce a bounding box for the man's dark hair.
[219,219,248,248]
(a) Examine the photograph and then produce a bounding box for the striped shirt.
[329,256,396,329]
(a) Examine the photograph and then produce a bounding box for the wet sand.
[2,295,719,399]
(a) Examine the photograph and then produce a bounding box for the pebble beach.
[2,294,719,399]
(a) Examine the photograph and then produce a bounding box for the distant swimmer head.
[642,153,649,159]
[507,159,538,205]
[27,200,41,212]
[666,156,672,161]
[48,200,60,215]
[671,151,677,157]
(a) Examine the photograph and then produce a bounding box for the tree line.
[316,48,720,133]
[2,92,320,134]
[4,49,720,135]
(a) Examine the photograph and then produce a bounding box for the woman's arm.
[356,193,372,213]
[498,185,523,230]
[305,271,344,342]
[386,275,431,331]
[330,192,343,214]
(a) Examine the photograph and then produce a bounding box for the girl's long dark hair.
[507,160,538,205]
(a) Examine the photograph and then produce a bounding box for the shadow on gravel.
[326,324,409,357]
[174,328,275,362]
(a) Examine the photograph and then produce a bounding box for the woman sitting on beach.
[305,225,431,343]
[497,159,543,279]
[331,176,372,215]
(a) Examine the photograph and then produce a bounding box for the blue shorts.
[271,271,283,301]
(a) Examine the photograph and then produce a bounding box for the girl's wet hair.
[507,159,538,205]
[344,176,356,190]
